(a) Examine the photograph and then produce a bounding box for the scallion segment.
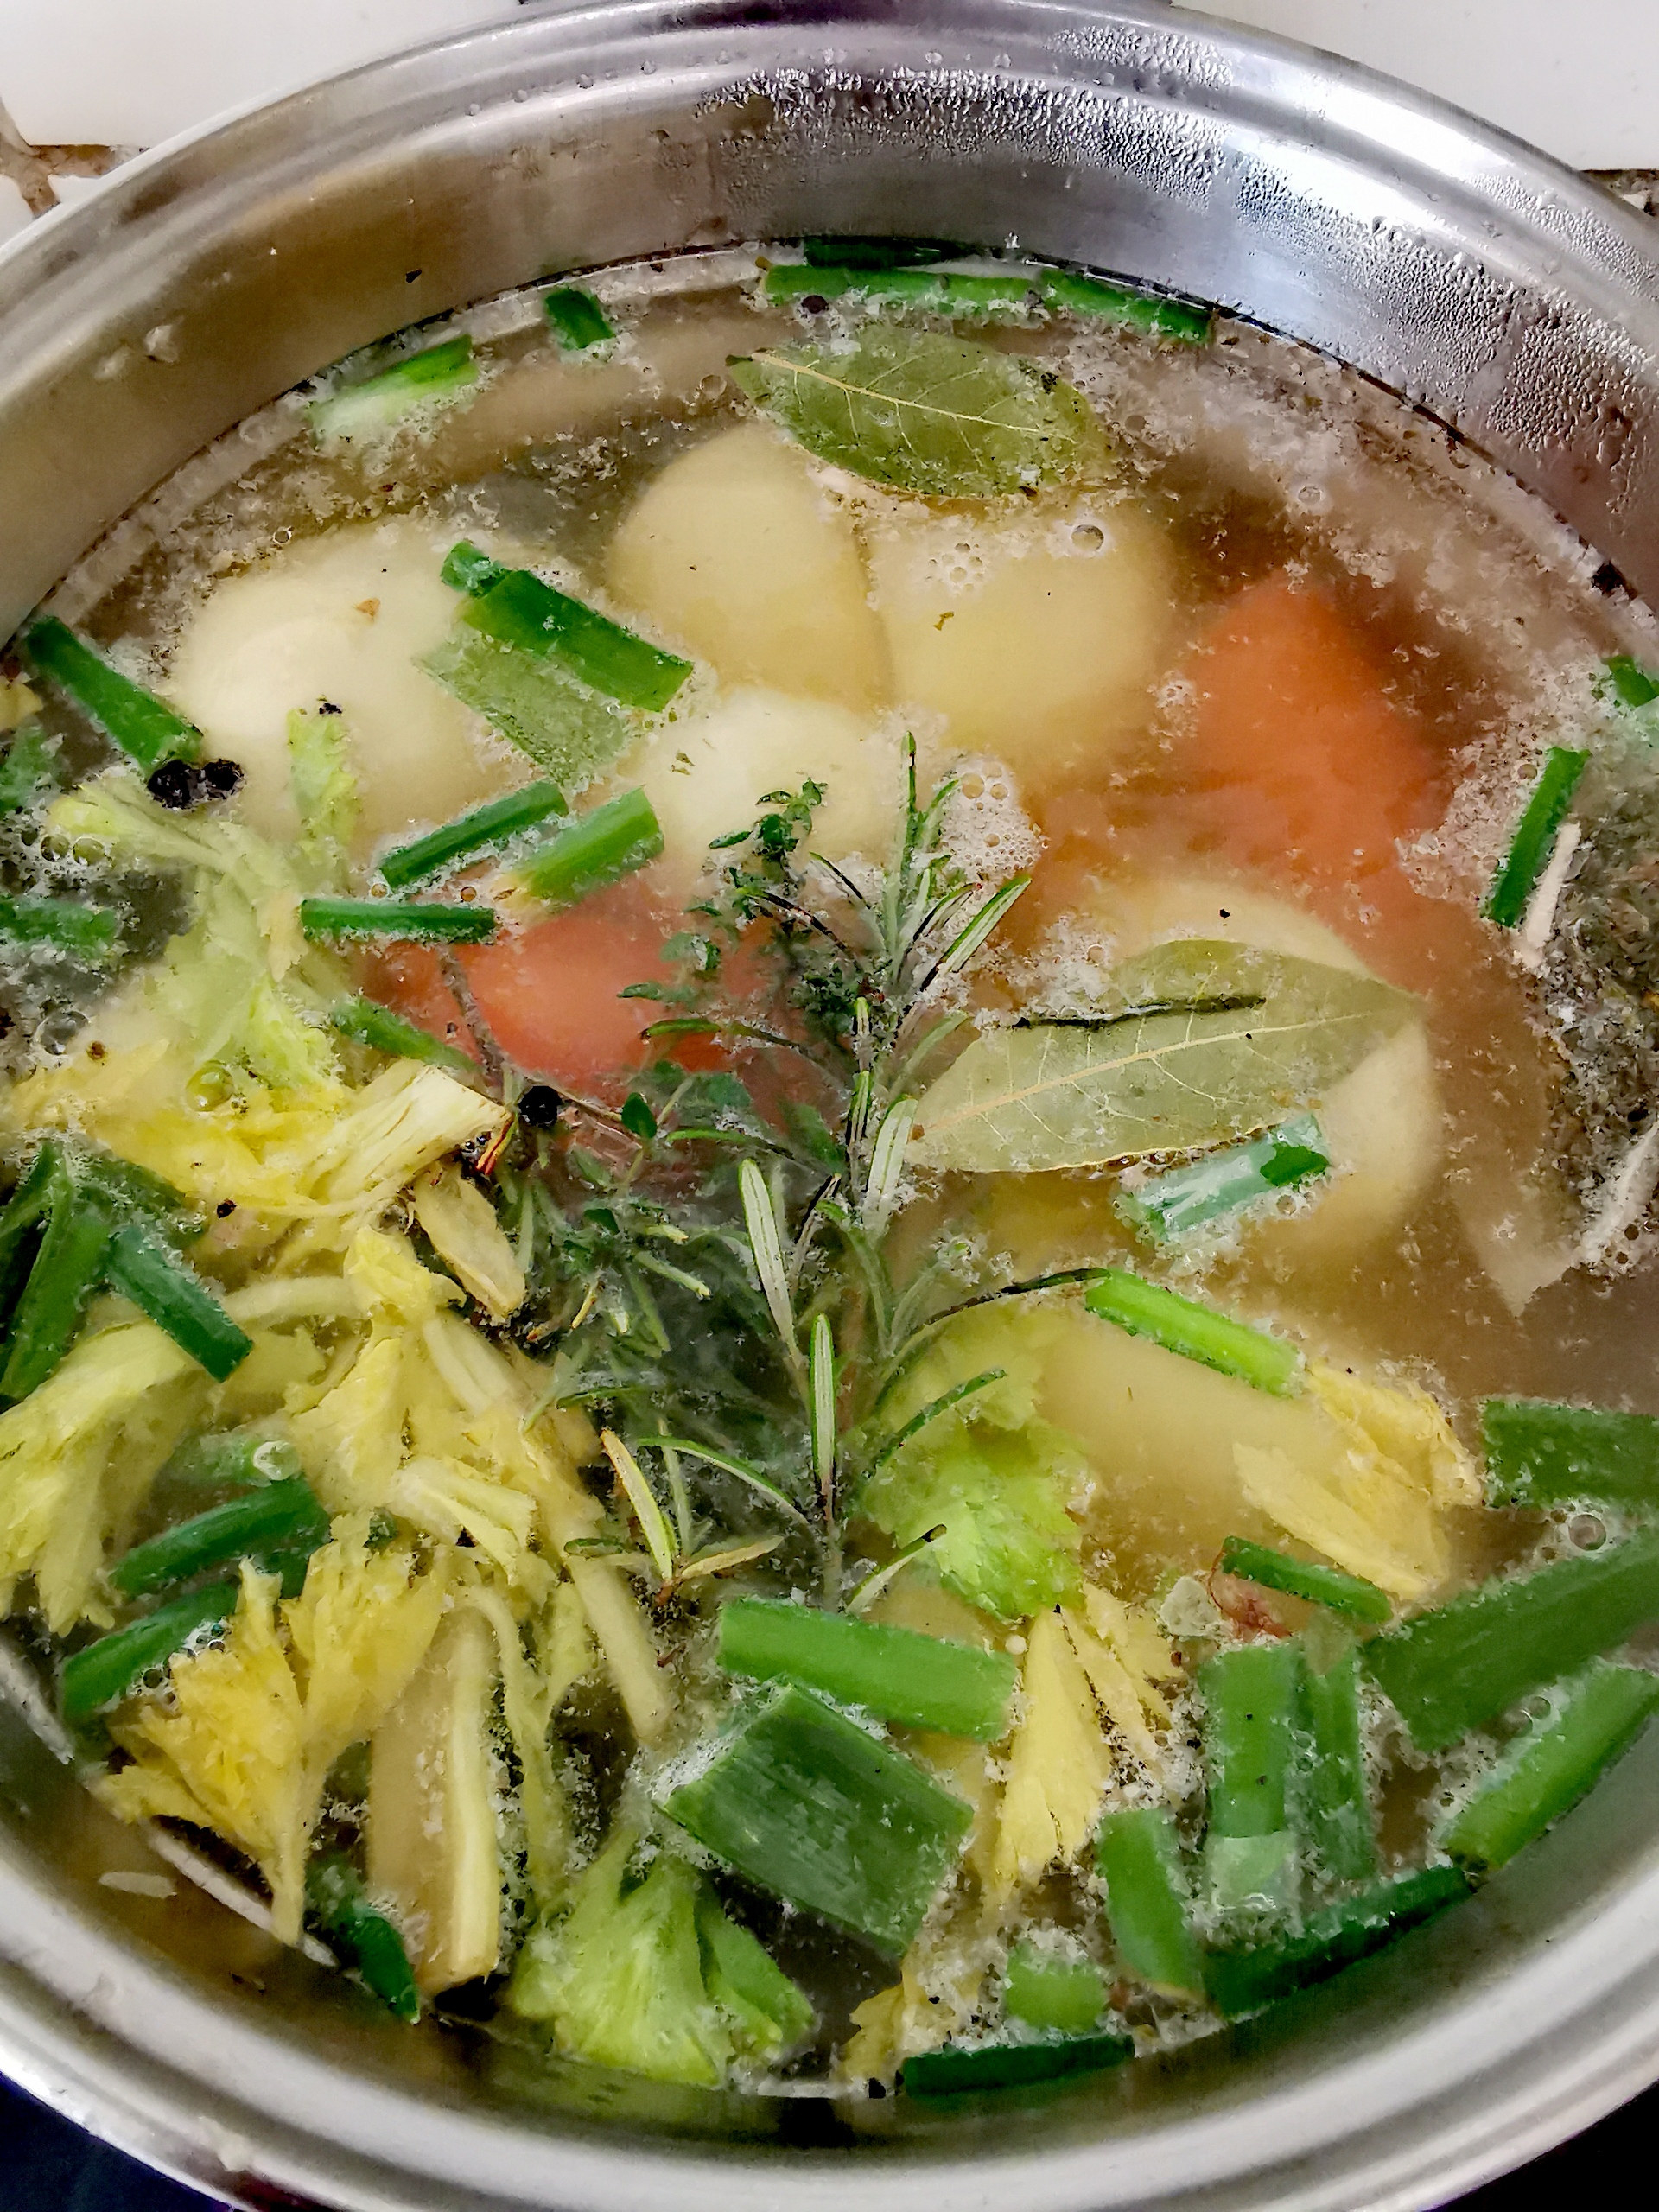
[1095,1807,1205,1997]
[308,334,477,447]
[1204,1865,1471,2019]
[765,264,1039,317]
[1441,1661,1659,1872]
[308,1854,422,2022]
[376,781,568,888]
[1,1180,114,1402]
[1483,746,1589,930]
[902,2030,1134,2096]
[1217,1536,1391,1625]
[0,891,119,959]
[660,1683,972,1956]
[1199,1642,1306,1916]
[105,1224,252,1382]
[512,787,663,912]
[716,1596,1017,1741]
[1084,1268,1302,1396]
[1604,654,1659,709]
[694,1888,816,2051]
[110,1477,330,1599]
[298,896,497,944]
[1002,1942,1107,2035]
[329,996,475,1074]
[1039,270,1213,340]
[1480,1397,1659,1510]
[0,724,60,815]
[1117,1116,1329,1244]
[18,616,201,771]
[60,1580,238,1722]
[800,238,963,269]
[1362,1529,1659,1752]
[544,287,615,352]
[1301,1649,1378,1885]
[439,540,505,596]
[457,562,691,713]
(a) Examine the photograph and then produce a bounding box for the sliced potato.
[167,515,512,849]
[866,495,1173,787]
[607,423,887,710]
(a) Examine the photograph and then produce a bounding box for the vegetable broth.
[4,245,1659,2101]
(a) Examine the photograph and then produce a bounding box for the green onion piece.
[512,787,663,912]
[1039,270,1214,340]
[1362,1529,1659,1752]
[1480,1397,1659,1509]
[0,724,60,815]
[307,334,477,448]
[764,264,1039,317]
[328,996,475,1073]
[716,1596,1017,1741]
[377,781,568,889]
[1117,1115,1330,1243]
[1604,654,1659,709]
[1200,1643,1306,1916]
[60,1579,238,1722]
[440,539,506,596]
[902,2030,1134,2096]
[660,1683,972,1957]
[694,1889,816,2052]
[1204,1865,1471,2019]
[70,1147,204,1243]
[1003,1942,1107,2035]
[1483,746,1589,929]
[0,891,119,959]
[460,565,691,713]
[298,896,497,944]
[544,286,615,352]
[18,616,201,771]
[157,1433,302,1492]
[422,631,634,783]
[0,1145,59,1267]
[1217,1535,1391,1625]
[1,1181,113,1401]
[110,1477,330,1599]
[1301,1648,1379,1885]
[105,1223,252,1382]
[1084,1268,1302,1395]
[1095,1806,1205,1997]
[800,238,963,269]
[1441,1660,1659,1872]
[308,1854,422,2023]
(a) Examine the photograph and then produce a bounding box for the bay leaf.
[910,941,1416,1173]
[728,329,1109,498]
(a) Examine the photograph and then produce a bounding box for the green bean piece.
[0,891,119,959]
[1116,1116,1330,1244]
[902,2030,1134,2096]
[18,617,201,770]
[1483,745,1588,929]
[1039,270,1213,340]
[110,1477,330,1599]
[459,564,691,713]
[1481,1397,1659,1510]
[1363,1529,1659,1752]
[308,1854,422,2022]
[1084,1268,1302,1395]
[1200,1642,1306,1916]
[1003,1942,1108,2035]
[328,996,475,1075]
[105,1224,252,1382]
[716,1597,1017,1741]
[512,787,664,912]
[1217,1536,1391,1625]
[1442,1661,1659,1872]
[0,724,60,815]
[60,1580,238,1722]
[0,1181,113,1401]
[1204,1865,1471,2018]
[1095,1806,1206,1997]
[307,334,477,447]
[1301,1649,1378,1885]
[298,896,497,944]
[376,781,568,889]
[544,287,615,352]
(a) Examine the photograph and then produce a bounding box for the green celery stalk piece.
[461,567,691,713]
[298,896,497,944]
[1084,1268,1302,1395]
[0,891,119,959]
[660,1683,972,1957]
[60,1579,238,1721]
[308,1853,422,2022]
[1363,1529,1659,1752]
[1116,1115,1330,1244]
[544,287,615,352]
[1039,269,1213,339]
[1442,1660,1659,1872]
[1480,1397,1659,1509]
[110,1477,330,1599]
[328,996,475,1074]
[902,2030,1133,2096]
[1217,1535,1391,1625]
[18,617,201,771]
[0,724,60,815]
[1604,654,1659,709]
[376,780,567,889]
[512,787,663,912]
[1483,746,1588,929]
[422,629,636,784]
[1201,1643,1306,1918]
[1301,1648,1378,1885]
[1095,1806,1205,1997]
[716,1596,1016,1741]
[105,1224,252,1382]
[694,1889,815,2053]
[1204,1865,1471,2018]
[308,334,477,447]
[1003,1941,1107,2035]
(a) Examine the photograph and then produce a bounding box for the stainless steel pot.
[4,4,1659,2206]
